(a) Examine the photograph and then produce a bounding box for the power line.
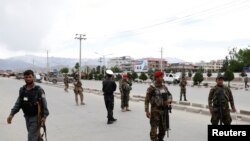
[89,0,250,40]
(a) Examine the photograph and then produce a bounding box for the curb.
[186,107,201,113]
[240,110,250,116]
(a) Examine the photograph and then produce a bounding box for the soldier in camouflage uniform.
[179,76,187,101]
[145,71,173,141]
[119,73,132,112]
[73,78,85,106]
[208,74,236,125]
[64,74,69,92]
[244,75,249,88]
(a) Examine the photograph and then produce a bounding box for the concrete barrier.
[240,110,250,116]
[115,95,121,99]
[200,109,210,115]
[186,107,201,113]
[241,116,250,123]
[179,101,191,106]
[191,103,205,108]
[139,99,145,102]
[172,105,186,111]
[172,101,178,104]
[133,95,141,98]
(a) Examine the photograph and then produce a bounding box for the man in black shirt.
[102,70,117,124]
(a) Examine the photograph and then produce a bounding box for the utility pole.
[46,50,49,74]
[33,59,35,72]
[160,47,163,72]
[75,34,87,80]
[95,52,112,76]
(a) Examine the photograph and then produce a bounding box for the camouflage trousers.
[245,82,249,88]
[150,111,166,141]
[74,87,84,105]
[180,88,187,101]
[64,83,69,92]
[121,92,130,109]
[211,108,232,125]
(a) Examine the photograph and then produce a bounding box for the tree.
[207,70,212,77]
[127,72,132,80]
[115,74,122,81]
[75,62,80,71]
[131,71,138,81]
[139,72,148,81]
[91,68,96,74]
[96,66,101,74]
[148,68,154,80]
[224,47,250,72]
[98,74,104,80]
[188,71,192,77]
[221,56,229,72]
[193,71,204,85]
[88,73,93,80]
[94,74,98,80]
[224,69,234,87]
[60,67,69,74]
[111,66,122,73]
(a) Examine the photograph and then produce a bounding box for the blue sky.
[0,0,250,63]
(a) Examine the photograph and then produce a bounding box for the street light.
[75,34,87,80]
[95,52,112,76]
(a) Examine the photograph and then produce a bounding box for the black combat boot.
[107,119,113,124]
[111,117,117,122]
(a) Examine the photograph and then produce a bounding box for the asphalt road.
[0,77,249,141]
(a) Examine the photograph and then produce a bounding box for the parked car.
[45,74,74,84]
[35,73,42,83]
[163,73,181,84]
[15,72,24,79]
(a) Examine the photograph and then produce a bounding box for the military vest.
[74,81,82,87]
[122,81,132,92]
[151,84,170,107]
[212,87,229,108]
[19,85,42,116]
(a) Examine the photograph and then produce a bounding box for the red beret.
[123,74,128,78]
[154,71,164,77]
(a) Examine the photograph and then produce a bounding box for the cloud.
[0,0,250,64]
[0,0,64,52]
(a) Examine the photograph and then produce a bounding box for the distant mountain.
[0,55,100,71]
[0,55,185,71]
[0,59,34,71]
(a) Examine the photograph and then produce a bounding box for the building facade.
[195,59,224,72]
[133,58,168,73]
[107,56,133,71]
